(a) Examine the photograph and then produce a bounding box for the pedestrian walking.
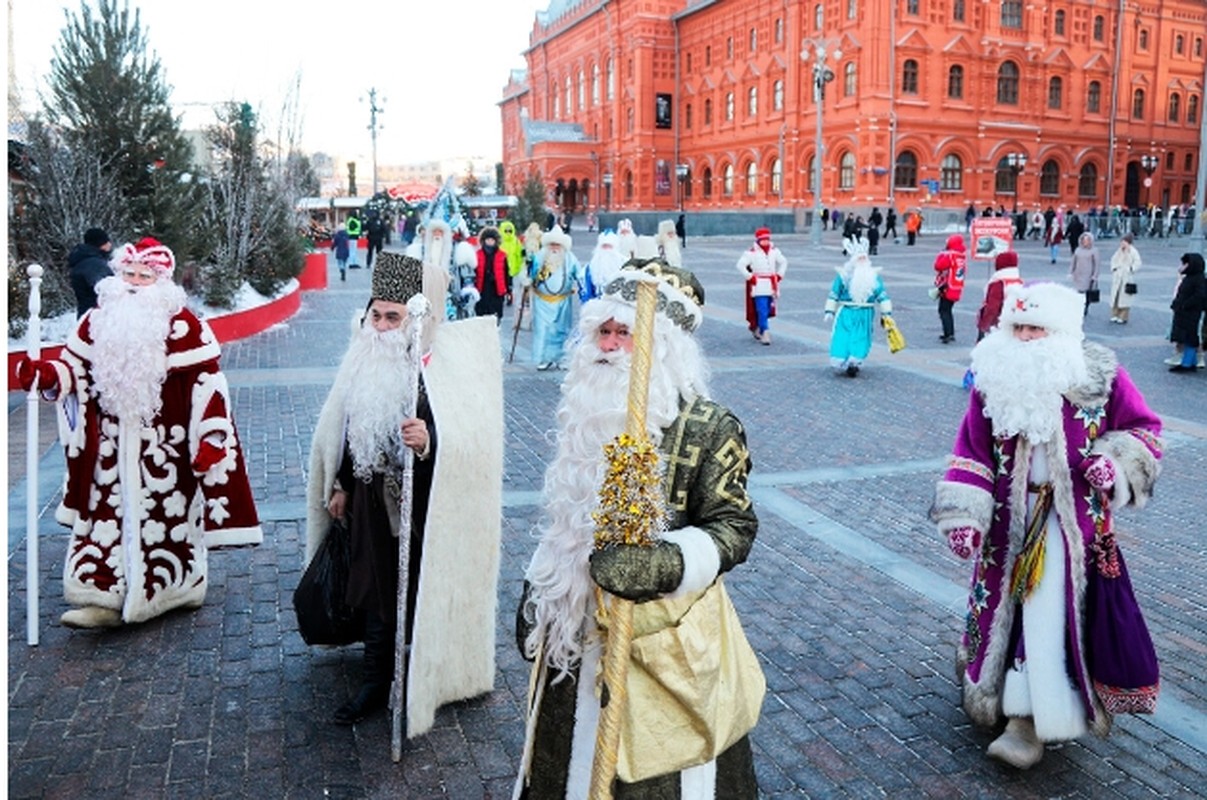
[932,234,966,343]
[1167,252,1207,372]
[332,223,350,281]
[1069,232,1100,316]
[67,227,114,316]
[737,227,788,345]
[1108,233,1141,324]
[824,239,893,377]
[975,250,1023,340]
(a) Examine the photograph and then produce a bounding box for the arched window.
[1166,151,1174,169]
[626,106,634,132]
[844,62,856,97]
[775,18,783,44]
[1048,76,1063,109]
[725,92,735,121]
[683,167,693,198]
[1093,15,1104,42]
[704,98,713,125]
[592,64,600,104]
[847,0,857,20]
[577,70,585,109]
[1087,81,1102,113]
[906,0,919,13]
[953,0,965,22]
[606,58,614,100]
[895,151,918,188]
[1138,29,1149,50]
[814,3,823,30]
[773,79,784,111]
[702,167,713,197]
[940,154,963,191]
[565,76,572,114]
[553,91,560,118]
[1001,0,1022,29]
[997,62,1020,104]
[840,152,856,189]
[685,103,693,129]
[1054,10,1065,36]
[1169,93,1181,123]
[723,164,735,196]
[1175,34,1185,54]
[726,36,733,60]
[749,28,757,53]
[1132,88,1145,119]
[748,86,758,117]
[902,59,919,94]
[948,65,964,99]
[1078,164,1098,199]
[995,157,1020,194]
[1186,153,1194,171]
[807,155,816,192]
[771,158,782,194]
[1040,160,1060,195]
[745,162,758,195]
[1197,37,1204,57]
[624,170,633,201]
[1189,95,1200,125]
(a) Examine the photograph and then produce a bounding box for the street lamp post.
[1006,151,1028,196]
[676,163,689,211]
[602,172,613,212]
[1140,154,1159,210]
[802,39,841,247]
[362,88,385,195]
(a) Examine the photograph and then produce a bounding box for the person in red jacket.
[474,226,512,321]
[933,233,967,343]
[976,249,1024,341]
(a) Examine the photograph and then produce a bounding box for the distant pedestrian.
[1069,232,1100,316]
[473,226,511,320]
[905,210,923,246]
[68,227,114,316]
[884,208,898,241]
[346,213,362,268]
[737,226,788,345]
[365,213,386,269]
[675,212,686,249]
[1167,252,1207,372]
[1045,223,1064,264]
[1108,233,1141,324]
[932,234,966,343]
[1065,214,1084,257]
[331,223,350,282]
[975,250,1023,341]
[964,203,976,231]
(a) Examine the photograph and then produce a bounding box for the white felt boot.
[60,606,123,629]
[987,716,1045,769]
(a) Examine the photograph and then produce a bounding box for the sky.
[7,0,547,165]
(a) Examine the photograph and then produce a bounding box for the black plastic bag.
[293,518,364,646]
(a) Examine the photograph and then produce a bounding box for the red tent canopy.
[387,182,439,203]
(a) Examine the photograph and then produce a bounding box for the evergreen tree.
[43,0,198,255]
[513,170,549,232]
[460,162,483,197]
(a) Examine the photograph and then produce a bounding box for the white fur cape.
[306,315,504,738]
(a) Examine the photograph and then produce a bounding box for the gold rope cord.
[589,280,659,799]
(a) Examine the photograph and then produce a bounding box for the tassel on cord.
[1010,483,1053,602]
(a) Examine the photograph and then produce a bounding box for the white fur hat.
[543,229,572,250]
[596,230,620,249]
[999,282,1085,338]
[633,235,660,259]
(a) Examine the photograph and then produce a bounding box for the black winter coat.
[1170,266,1207,347]
[68,243,112,317]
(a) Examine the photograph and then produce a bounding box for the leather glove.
[15,358,57,392]
[191,440,226,473]
[946,526,982,560]
[1081,454,1117,492]
[515,581,537,661]
[589,540,684,602]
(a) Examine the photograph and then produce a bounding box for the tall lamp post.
[602,172,613,212]
[802,39,841,247]
[676,163,689,211]
[1140,154,1159,210]
[362,87,385,195]
[1006,151,1028,196]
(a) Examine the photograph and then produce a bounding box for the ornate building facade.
[500,0,1204,229]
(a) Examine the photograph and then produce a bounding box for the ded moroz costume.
[527,228,582,370]
[18,237,261,629]
[931,282,1162,769]
[305,251,504,734]
[514,259,764,799]
[824,238,893,376]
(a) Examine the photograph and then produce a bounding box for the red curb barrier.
[298,252,328,291]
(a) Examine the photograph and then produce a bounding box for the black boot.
[334,612,394,725]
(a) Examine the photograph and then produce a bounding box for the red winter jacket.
[933,235,967,302]
[475,248,510,297]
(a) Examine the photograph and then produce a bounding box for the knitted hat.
[994,250,1019,270]
[84,228,110,248]
[111,236,175,278]
[599,257,705,333]
[371,251,424,304]
[754,227,771,240]
[999,282,1084,338]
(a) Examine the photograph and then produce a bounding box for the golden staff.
[588,277,660,799]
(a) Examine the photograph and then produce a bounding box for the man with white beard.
[824,238,893,376]
[526,228,582,370]
[514,261,763,799]
[17,237,261,629]
[579,230,628,300]
[931,282,1162,769]
[306,251,503,735]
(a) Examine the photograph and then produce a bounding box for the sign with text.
[969,218,1014,261]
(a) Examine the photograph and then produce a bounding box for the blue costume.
[824,242,892,376]
[528,233,582,369]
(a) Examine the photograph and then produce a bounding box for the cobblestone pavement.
[8,231,1207,799]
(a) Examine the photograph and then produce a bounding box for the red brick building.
[500,0,1205,231]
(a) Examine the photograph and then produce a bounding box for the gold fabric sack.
[605,578,766,783]
[881,315,906,353]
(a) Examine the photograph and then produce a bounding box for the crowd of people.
[16,206,1199,795]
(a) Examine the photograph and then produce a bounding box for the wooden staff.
[391,293,430,762]
[508,284,529,363]
[589,278,659,799]
[25,264,44,646]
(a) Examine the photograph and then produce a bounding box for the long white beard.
[588,247,627,290]
[89,276,185,424]
[337,324,418,480]
[971,330,1088,443]
[847,262,879,303]
[524,321,704,679]
[425,234,450,270]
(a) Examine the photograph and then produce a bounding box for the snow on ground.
[8,279,300,351]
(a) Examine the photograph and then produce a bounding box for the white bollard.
[26,263,43,646]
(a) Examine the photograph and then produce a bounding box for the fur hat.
[111,236,175,278]
[543,229,572,250]
[479,226,500,243]
[999,282,1084,339]
[596,231,620,249]
[599,258,705,333]
[994,250,1019,270]
[372,251,425,305]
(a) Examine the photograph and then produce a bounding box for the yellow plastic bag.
[881,315,906,353]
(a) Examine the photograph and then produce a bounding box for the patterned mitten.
[1081,455,1117,492]
[946,526,982,560]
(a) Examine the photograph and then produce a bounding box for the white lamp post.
[802,39,841,247]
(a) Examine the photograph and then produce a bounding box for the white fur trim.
[661,526,721,598]
[999,282,1085,338]
[205,525,263,547]
[542,229,572,250]
[931,480,996,533]
[1088,430,1161,510]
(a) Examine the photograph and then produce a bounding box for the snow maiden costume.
[514,260,764,799]
[824,238,892,376]
[931,282,1162,769]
